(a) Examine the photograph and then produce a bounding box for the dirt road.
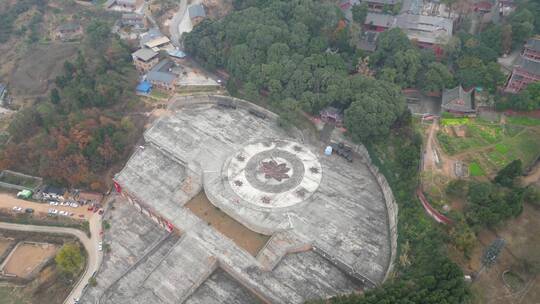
[169,0,188,47]
[522,161,540,187]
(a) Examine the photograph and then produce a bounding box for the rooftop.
[188,3,206,19]
[525,36,540,52]
[145,36,171,49]
[442,86,475,113]
[132,48,158,62]
[146,59,177,84]
[110,95,396,303]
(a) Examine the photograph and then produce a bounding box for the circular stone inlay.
[226,139,322,209]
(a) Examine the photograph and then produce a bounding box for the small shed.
[17,189,33,199]
[136,81,152,94]
[320,107,344,126]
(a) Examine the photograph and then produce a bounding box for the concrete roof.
[145,36,171,48]
[188,4,206,19]
[109,95,394,303]
[132,48,158,62]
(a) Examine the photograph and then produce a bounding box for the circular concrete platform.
[226,139,322,209]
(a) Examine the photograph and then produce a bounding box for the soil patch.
[2,242,58,279]
[0,238,13,257]
[185,192,270,256]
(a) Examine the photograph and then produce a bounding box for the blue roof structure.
[167,49,186,59]
[136,81,152,93]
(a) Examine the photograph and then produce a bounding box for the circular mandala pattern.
[226,139,322,209]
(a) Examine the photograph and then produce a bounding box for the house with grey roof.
[441,86,476,116]
[132,48,159,73]
[121,13,146,29]
[364,11,453,47]
[146,59,178,91]
[188,4,206,25]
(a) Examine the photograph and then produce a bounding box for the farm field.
[436,116,540,177]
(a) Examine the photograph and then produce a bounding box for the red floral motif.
[259,160,290,181]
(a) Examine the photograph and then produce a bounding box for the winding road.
[0,211,103,304]
[169,0,188,48]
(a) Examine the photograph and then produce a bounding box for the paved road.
[0,213,103,304]
[169,0,188,48]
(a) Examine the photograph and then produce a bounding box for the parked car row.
[48,209,74,217]
[49,201,79,208]
[11,206,34,214]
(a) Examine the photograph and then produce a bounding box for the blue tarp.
[136,81,152,93]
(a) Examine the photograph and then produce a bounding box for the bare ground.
[461,204,540,304]
[185,191,270,256]
[3,242,58,278]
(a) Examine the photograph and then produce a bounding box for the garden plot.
[436,117,540,177]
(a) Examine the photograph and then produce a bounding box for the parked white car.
[12,206,23,212]
[70,203,79,208]
[59,210,68,216]
[49,201,59,206]
[48,209,58,215]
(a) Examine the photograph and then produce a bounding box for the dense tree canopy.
[494,159,523,187]
[344,77,405,141]
[185,0,406,141]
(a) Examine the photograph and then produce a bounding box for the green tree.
[509,8,534,47]
[50,88,61,105]
[55,243,84,278]
[352,3,369,25]
[344,78,405,142]
[420,62,454,93]
[494,159,523,187]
